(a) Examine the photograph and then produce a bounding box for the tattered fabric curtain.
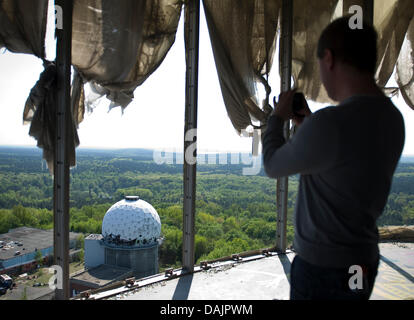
[204,0,414,137]
[289,0,414,109]
[71,0,183,118]
[0,0,78,173]
[0,0,48,58]
[396,17,414,110]
[289,0,338,104]
[203,0,280,134]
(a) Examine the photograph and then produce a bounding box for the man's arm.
[262,110,339,178]
[262,115,289,175]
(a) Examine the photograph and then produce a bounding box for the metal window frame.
[54,0,73,300]
[182,0,200,273]
[182,0,296,267]
[275,0,293,254]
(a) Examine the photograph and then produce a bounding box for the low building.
[70,264,133,296]
[0,227,79,275]
[70,196,162,296]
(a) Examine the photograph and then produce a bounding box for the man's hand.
[272,89,296,120]
[272,89,312,127]
[292,96,312,126]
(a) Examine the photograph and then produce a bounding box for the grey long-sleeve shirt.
[263,95,405,268]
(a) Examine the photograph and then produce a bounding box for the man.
[262,17,405,300]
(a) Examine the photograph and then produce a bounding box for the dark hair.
[317,16,378,74]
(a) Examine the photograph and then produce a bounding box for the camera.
[292,92,306,117]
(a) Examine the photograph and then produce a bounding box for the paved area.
[112,242,414,300]
[117,254,293,300]
[371,242,414,300]
[0,284,53,300]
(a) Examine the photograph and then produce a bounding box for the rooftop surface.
[96,242,414,300]
[0,227,79,261]
[71,264,133,289]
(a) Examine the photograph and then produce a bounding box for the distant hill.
[0,146,42,156]
[77,148,155,160]
[401,155,414,163]
[1,146,413,164]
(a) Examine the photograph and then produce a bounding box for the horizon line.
[0,144,255,155]
[1,144,414,157]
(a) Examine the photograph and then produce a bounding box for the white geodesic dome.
[101,196,161,244]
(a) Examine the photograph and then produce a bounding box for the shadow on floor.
[380,255,414,284]
[278,254,292,285]
[172,273,194,300]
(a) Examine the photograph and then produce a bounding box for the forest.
[0,146,413,269]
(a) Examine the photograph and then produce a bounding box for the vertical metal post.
[54,0,72,300]
[182,0,200,272]
[276,0,293,253]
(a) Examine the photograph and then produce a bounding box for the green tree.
[34,250,43,266]
[159,227,182,266]
[195,235,211,263]
[21,287,27,300]
[223,216,239,233]
[76,234,85,249]
[79,249,85,262]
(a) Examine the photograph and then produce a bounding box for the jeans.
[290,254,379,300]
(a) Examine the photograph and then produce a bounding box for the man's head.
[317,16,378,100]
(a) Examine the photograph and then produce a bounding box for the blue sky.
[0,3,413,155]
